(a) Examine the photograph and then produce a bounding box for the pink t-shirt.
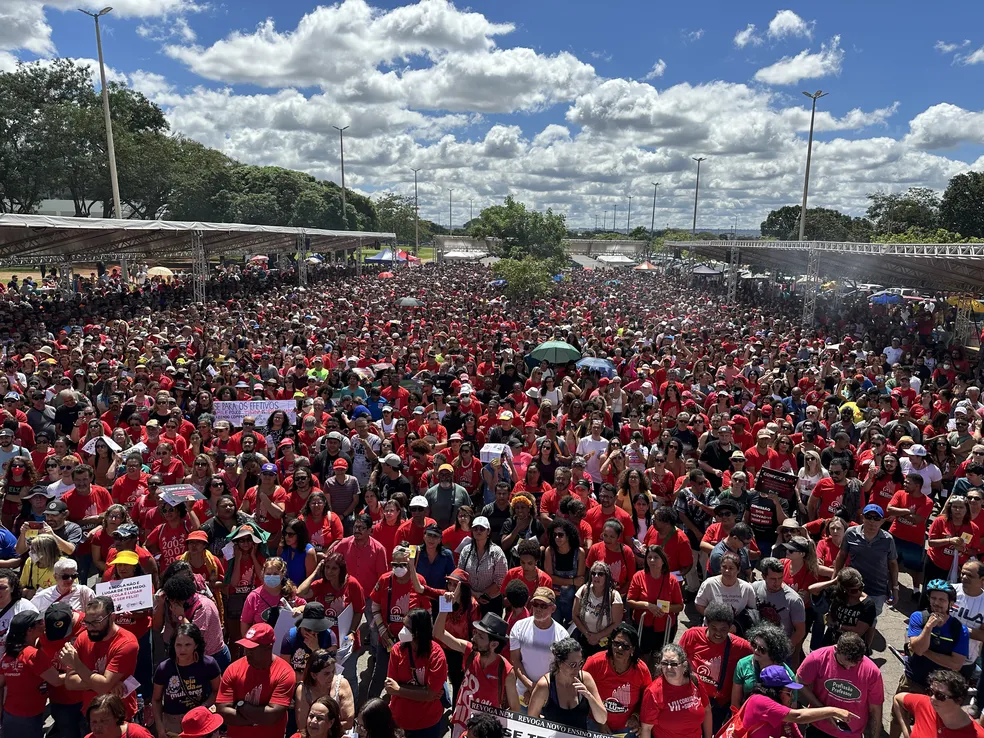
[796,646,884,738]
[744,694,800,738]
[241,587,307,626]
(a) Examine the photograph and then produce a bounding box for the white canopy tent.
[595,254,637,264]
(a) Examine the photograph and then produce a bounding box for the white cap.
[907,443,927,457]
[471,516,490,529]
[410,495,429,509]
[382,453,402,468]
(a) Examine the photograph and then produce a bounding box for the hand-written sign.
[214,400,298,428]
[757,467,798,499]
[95,574,154,613]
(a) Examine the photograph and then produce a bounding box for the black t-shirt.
[380,473,412,501]
[746,492,789,544]
[481,501,512,544]
[700,441,737,490]
[153,656,221,714]
[823,597,877,645]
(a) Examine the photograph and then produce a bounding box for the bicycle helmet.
[926,579,957,600]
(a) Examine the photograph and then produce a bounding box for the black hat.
[45,499,68,515]
[423,522,442,536]
[8,610,42,644]
[472,612,509,641]
[295,602,332,633]
[45,602,74,641]
[714,499,740,515]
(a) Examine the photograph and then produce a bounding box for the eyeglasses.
[10,463,25,469]
[83,613,109,627]
[531,602,551,610]
[929,689,952,702]
[58,573,77,581]
[611,641,632,651]
[194,462,209,467]
[753,643,768,654]
[660,661,682,668]
[564,659,584,670]
[590,571,606,578]
[59,465,74,470]
[863,514,883,521]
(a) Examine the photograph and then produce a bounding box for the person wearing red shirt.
[367,549,428,700]
[586,521,637,595]
[584,486,634,546]
[60,596,140,719]
[145,501,199,572]
[501,539,554,598]
[886,473,934,597]
[110,454,148,513]
[299,492,344,553]
[925,498,981,583]
[372,499,405,557]
[297,552,366,660]
[0,610,63,734]
[895,679,984,738]
[396,497,437,547]
[643,509,695,579]
[640,644,708,738]
[151,443,185,485]
[435,610,518,738]
[385,608,449,737]
[809,461,854,522]
[39,602,86,738]
[744,431,780,477]
[241,464,288,549]
[216,623,295,738]
[584,624,653,733]
[62,464,114,581]
[330,517,389,606]
[678,603,751,730]
[627,546,684,652]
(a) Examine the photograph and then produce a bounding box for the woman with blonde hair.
[796,450,828,516]
[20,533,60,599]
[185,454,216,494]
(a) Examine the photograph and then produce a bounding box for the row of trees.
[0,59,378,231]
[761,174,984,242]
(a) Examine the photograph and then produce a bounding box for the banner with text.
[214,400,298,428]
[95,574,154,613]
[471,704,608,738]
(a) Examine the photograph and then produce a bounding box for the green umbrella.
[530,340,582,365]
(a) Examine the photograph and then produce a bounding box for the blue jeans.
[50,702,83,738]
[3,711,44,738]
[211,644,232,672]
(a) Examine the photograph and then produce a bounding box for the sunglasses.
[929,689,952,702]
[59,573,78,581]
[863,514,883,521]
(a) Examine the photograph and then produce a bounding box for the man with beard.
[435,611,519,738]
[59,595,139,720]
[216,622,296,738]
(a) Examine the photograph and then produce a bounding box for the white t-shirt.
[0,598,39,658]
[574,585,623,636]
[954,584,984,664]
[694,576,757,615]
[508,615,569,698]
[576,437,609,483]
[46,480,74,498]
[899,458,943,496]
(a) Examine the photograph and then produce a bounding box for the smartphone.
[27,522,43,530]
[834,720,851,732]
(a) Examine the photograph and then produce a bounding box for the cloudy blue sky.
[4,0,984,231]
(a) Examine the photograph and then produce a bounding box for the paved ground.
[349,569,917,736]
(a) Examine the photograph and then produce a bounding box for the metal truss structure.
[0,214,395,276]
[726,246,740,305]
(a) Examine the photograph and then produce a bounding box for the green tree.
[872,226,984,244]
[374,193,430,245]
[469,196,567,260]
[866,188,940,235]
[492,256,555,304]
[760,205,871,242]
[940,172,984,239]
[165,139,236,222]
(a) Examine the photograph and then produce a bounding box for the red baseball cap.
[333,458,348,469]
[237,623,275,649]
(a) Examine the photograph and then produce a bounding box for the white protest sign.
[471,704,607,738]
[214,400,298,428]
[480,443,512,464]
[82,435,121,455]
[95,574,154,612]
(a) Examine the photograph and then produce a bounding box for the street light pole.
[595,214,599,232]
[411,168,421,255]
[799,90,828,241]
[469,199,473,224]
[333,125,349,227]
[448,189,453,237]
[692,157,707,235]
[650,182,659,257]
[613,204,618,234]
[627,195,632,232]
[80,7,122,220]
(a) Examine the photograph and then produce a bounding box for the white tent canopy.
[596,254,636,264]
[443,251,486,261]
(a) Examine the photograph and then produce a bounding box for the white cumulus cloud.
[767,10,813,40]
[935,40,970,54]
[963,46,984,65]
[754,36,843,85]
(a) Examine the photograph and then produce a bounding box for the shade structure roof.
[0,213,396,266]
[595,253,637,264]
[680,239,984,293]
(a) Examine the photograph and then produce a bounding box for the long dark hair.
[605,622,641,667]
[874,454,904,484]
[358,699,397,738]
[547,518,581,555]
[4,611,40,658]
[169,622,206,661]
[309,696,343,738]
[405,607,433,657]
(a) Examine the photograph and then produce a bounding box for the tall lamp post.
[448,189,453,237]
[333,125,349,227]
[692,156,707,235]
[798,90,828,241]
[411,168,421,255]
[613,204,618,234]
[626,195,632,232]
[649,182,659,258]
[80,7,122,220]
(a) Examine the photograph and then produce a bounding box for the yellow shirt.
[20,558,58,591]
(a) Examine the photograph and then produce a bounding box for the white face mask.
[397,627,413,643]
[392,565,408,578]
[29,552,40,564]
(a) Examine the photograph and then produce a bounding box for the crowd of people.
[0,256,980,738]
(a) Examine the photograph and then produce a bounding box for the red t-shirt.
[131,493,164,533]
[677,628,751,704]
[303,513,344,552]
[241,486,289,536]
[865,477,900,512]
[146,520,193,570]
[887,490,933,545]
[84,726,153,738]
[396,518,437,547]
[811,478,847,519]
[39,613,86,705]
[927,518,982,569]
[62,486,113,555]
[585,651,653,731]
[74,626,140,717]
[231,556,265,595]
[501,567,553,599]
[643,528,695,574]
[111,474,148,512]
[371,520,402,557]
[387,643,448,731]
[308,576,366,649]
[216,656,296,738]
[586,542,636,593]
[782,559,820,599]
[743,446,779,477]
[902,693,984,738]
[114,611,153,640]
[584,505,634,546]
[640,676,709,738]
[449,643,513,734]
[627,571,683,630]
[370,572,427,636]
[0,645,53,717]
